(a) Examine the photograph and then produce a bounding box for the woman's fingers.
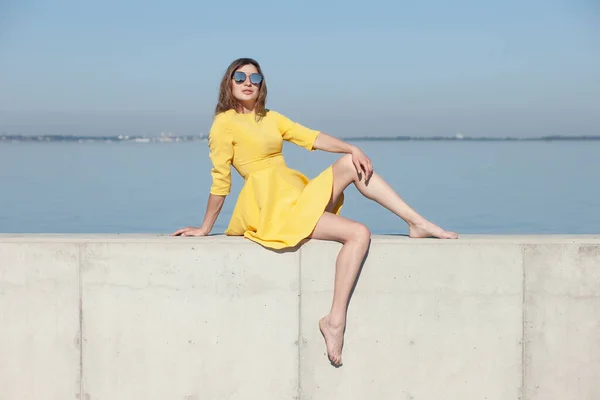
[353,159,362,176]
[171,226,192,236]
[174,227,208,237]
[360,157,371,176]
[359,157,373,182]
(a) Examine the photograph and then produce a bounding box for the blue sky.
[0,0,598,137]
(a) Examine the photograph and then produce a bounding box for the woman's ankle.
[327,312,346,327]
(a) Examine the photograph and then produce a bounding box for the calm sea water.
[1,140,599,235]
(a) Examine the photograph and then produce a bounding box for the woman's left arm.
[313,132,374,180]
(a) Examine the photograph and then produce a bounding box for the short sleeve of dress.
[207,117,234,196]
[273,111,320,151]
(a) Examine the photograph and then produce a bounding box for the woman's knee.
[334,154,357,180]
[338,153,354,169]
[350,222,371,244]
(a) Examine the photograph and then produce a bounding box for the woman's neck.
[236,101,256,114]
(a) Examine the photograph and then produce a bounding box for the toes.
[333,354,342,366]
[328,352,337,365]
[326,348,341,365]
[329,353,337,365]
[329,349,341,365]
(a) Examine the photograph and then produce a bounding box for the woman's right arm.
[171,193,225,236]
[199,193,226,233]
[171,117,233,237]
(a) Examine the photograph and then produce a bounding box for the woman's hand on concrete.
[170,226,209,237]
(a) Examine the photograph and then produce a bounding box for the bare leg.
[309,212,371,366]
[327,154,458,239]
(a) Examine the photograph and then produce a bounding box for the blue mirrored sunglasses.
[232,71,263,86]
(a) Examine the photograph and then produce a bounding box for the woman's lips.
[242,90,253,95]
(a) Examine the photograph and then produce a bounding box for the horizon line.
[1,133,600,143]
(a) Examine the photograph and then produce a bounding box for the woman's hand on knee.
[350,147,373,181]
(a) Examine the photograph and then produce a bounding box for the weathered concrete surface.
[0,242,80,400]
[80,241,299,400]
[1,234,599,400]
[524,244,600,400]
[300,241,524,400]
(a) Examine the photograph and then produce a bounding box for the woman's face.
[231,64,262,104]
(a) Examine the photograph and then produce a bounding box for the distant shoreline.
[1,134,599,143]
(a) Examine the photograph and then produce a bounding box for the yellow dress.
[208,109,344,249]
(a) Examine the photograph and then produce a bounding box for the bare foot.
[319,315,345,366]
[409,220,459,239]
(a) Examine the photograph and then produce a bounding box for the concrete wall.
[1,234,599,400]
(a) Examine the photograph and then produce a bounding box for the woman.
[172,57,458,366]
